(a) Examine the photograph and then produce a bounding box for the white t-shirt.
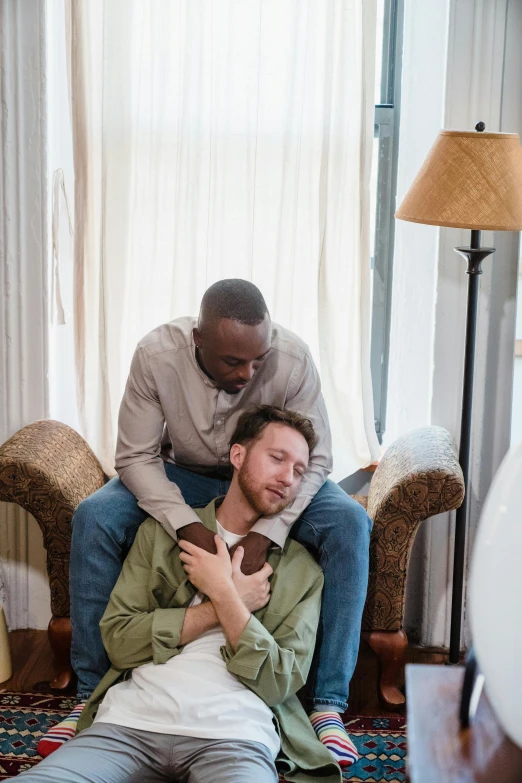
[94,522,280,758]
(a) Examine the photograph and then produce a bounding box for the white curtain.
[68,0,380,480]
[0,0,51,629]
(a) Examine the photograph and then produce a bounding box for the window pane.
[370,0,402,439]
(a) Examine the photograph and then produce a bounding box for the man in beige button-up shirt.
[64,279,372,769]
[115,313,331,552]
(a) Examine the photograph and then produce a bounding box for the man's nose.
[278,464,294,487]
[237,363,256,382]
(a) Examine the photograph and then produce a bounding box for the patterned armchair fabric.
[0,421,107,617]
[363,426,464,631]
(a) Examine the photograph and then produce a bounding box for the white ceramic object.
[469,437,522,748]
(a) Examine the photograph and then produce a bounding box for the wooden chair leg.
[362,629,408,711]
[48,616,74,691]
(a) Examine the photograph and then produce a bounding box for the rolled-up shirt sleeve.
[115,347,201,538]
[252,353,332,548]
[100,521,188,668]
[222,568,324,706]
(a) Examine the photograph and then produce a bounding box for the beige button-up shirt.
[115,317,332,547]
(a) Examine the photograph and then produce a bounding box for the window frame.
[370,0,404,442]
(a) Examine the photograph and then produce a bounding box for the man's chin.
[222,382,249,395]
[237,469,290,516]
[254,498,288,517]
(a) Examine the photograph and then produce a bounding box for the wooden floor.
[1,629,447,716]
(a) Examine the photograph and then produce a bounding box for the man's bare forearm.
[179,601,219,646]
[210,582,251,651]
[229,531,271,575]
[177,522,217,553]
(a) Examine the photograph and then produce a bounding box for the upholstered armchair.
[0,421,464,708]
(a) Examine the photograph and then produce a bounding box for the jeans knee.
[71,484,137,547]
[72,493,99,533]
[350,499,373,541]
[325,497,372,558]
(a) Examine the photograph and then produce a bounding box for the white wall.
[384,0,454,646]
[384,1,450,448]
[390,0,522,648]
[507,0,522,448]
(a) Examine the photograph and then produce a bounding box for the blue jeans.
[70,464,372,711]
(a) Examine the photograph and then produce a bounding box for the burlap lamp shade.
[395,130,522,231]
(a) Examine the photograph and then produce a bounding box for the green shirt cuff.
[151,607,187,664]
[224,614,273,679]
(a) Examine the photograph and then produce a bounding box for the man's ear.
[192,326,202,348]
[230,443,246,471]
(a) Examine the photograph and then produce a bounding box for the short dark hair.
[230,405,317,455]
[199,279,269,326]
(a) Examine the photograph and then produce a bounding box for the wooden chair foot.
[362,629,408,711]
[48,616,74,691]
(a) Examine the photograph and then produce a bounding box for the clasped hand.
[178,536,273,613]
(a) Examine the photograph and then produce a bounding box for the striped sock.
[37,702,86,758]
[309,710,359,769]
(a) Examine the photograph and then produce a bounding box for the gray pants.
[19,723,278,782]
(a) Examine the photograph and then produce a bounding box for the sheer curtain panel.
[68,0,380,479]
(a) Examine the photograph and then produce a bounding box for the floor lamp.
[394,123,522,665]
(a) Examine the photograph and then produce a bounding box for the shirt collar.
[188,334,218,389]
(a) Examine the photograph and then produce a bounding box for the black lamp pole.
[449,212,495,665]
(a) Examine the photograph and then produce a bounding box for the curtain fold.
[0,0,51,629]
[69,0,380,480]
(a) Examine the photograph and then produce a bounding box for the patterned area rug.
[342,716,406,782]
[0,692,77,779]
[0,691,406,781]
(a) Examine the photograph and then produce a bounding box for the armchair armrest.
[0,420,107,616]
[363,425,464,632]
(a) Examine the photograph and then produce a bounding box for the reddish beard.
[237,460,289,516]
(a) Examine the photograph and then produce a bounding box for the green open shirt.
[78,499,342,783]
